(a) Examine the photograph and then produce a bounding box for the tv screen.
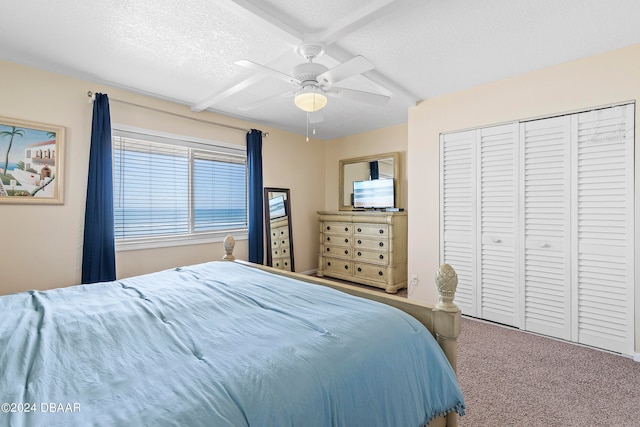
[268,195,286,219]
[353,178,394,209]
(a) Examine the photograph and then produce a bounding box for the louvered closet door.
[572,104,634,354]
[520,116,572,339]
[478,124,518,326]
[441,130,476,316]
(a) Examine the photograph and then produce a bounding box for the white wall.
[0,60,325,295]
[407,43,640,354]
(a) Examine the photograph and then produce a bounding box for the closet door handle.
[493,238,502,243]
[540,243,550,248]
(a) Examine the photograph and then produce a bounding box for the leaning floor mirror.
[263,187,295,272]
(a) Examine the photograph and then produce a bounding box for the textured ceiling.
[1,0,640,140]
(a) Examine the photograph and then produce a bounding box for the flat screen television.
[268,195,286,219]
[353,178,394,209]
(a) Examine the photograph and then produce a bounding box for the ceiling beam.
[324,44,419,107]
[191,74,262,112]
[215,0,303,46]
[309,0,400,46]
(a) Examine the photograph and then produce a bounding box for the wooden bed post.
[223,235,236,261]
[433,264,461,372]
[433,264,461,427]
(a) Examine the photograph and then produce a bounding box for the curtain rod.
[87,91,268,137]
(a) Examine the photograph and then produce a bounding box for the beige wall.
[407,43,640,353]
[0,61,324,295]
[324,123,408,211]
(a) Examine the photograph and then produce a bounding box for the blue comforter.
[0,261,464,426]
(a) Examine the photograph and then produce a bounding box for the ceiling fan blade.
[235,60,300,85]
[237,92,294,111]
[316,56,374,86]
[308,111,324,124]
[326,87,390,106]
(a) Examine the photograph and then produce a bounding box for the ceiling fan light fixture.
[294,87,327,112]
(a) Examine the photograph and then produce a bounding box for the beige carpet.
[455,317,640,426]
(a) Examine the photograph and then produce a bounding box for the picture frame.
[0,116,65,204]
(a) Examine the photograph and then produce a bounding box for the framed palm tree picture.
[0,116,65,204]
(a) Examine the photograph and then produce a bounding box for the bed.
[0,237,465,427]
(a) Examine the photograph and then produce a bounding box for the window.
[112,128,247,250]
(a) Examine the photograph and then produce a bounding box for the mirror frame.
[263,187,295,271]
[339,152,400,211]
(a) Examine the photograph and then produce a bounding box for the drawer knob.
[344,250,349,255]
[357,227,362,232]
[345,227,349,232]
[357,251,362,256]
[326,248,331,252]
[379,242,384,247]
[327,236,331,241]
[357,239,362,244]
[379,229,384,234]
[379,255,384,260]
[327,226,331,231]
[344,265,349,270]
[345,238,349,243]
[378,271,383,276]
[327,261,331,266]
[357,267,362,272]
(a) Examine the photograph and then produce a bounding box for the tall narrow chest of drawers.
[269,216,292,271]
[317,211,407,293]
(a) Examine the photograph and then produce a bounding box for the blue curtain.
[82,93,116,284]
[370,160,379,180]
[247,129,264,264]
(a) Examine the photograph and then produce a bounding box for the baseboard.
[300,268,317,276]
[634,353,640,363]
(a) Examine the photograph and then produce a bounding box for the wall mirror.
[263,187,295,272]
[339,152,400,211]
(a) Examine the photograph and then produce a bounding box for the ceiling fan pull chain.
[306,112,310,142]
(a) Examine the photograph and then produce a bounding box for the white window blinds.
[112,130,247,245]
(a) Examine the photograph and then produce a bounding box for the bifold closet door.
[478,124,518,326]
[572,104,634,355]
[520,116,572,340]
[441,130,476,316]
[442,124,518,325]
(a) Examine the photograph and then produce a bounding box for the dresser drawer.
[353,263,387,283]
[273,236,290,250]
[354,224,389,237]
[322,222,353,236]
[354,236,389,251]
[279,242,290,257]
[274,227,289,239]
[322,234,352,246]
[272,247,284,258]
[323,258,353,275]
[322,244,352,259]
[273,257,291,271]
[353,248,388,264]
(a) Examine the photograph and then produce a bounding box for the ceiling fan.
[235,42,390,123]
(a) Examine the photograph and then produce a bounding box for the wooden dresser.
[317,211,407,293]
[269,216,292,271]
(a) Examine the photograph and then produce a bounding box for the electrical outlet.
[409,274,418,286]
